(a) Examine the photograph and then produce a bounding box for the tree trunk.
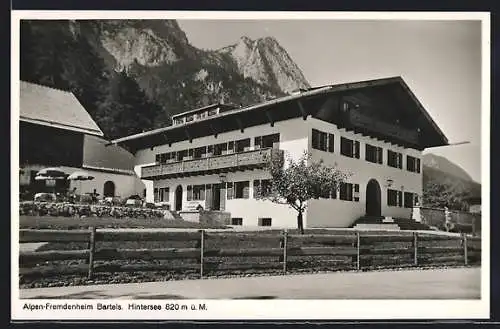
[297,211,304,235]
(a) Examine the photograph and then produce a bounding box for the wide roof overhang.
[110,76,448,153]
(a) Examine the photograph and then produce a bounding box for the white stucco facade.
[133,115,423,228]
[306,117,422,228]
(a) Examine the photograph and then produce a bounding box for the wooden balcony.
[141,148,283,180]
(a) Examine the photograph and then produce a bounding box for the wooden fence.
[19,229,482,280]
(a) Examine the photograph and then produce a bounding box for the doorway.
[175,185,183,211]
[212,184,221,210]
[365,179,381,217]
[103,181,115,197]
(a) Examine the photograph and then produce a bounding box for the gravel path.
[20,267,480,300]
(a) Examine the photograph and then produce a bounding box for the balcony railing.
[349,111,419,144]
[141,148,282,179]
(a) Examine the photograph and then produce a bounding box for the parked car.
[124,194,143,207]
[34,192,56,202]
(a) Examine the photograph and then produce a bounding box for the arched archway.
[103,181,115,197]
[366,179,381,217]
[175,185,183,211]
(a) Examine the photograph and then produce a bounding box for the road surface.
[20,267,480,300]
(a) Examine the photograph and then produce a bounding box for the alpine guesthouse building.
[112,77,448,228]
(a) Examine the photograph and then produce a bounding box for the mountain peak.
[219,34,310,93]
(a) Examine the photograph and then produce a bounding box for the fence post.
[282,229,288,274]
[463,233,468,266]
[413,232,418,266]
[87,226,96,280]
[356,232,361,271]
[200,230,205,278]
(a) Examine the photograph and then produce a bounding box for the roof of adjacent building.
[83,135,136,173]
[20,81,104,136]
[111,76,449,153]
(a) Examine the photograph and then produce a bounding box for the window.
[387,150,403,169]
[187,148,194,159]
[226,182,234,199]
[187,185,193,201]
[234,181,250,199]
[177,150,187,161]
[366,144,383,164]
[213,143,227,156]
[155,154,161,163]
[328,134,335,153]
[154,187,169,202]
[407,156,421,173]
[339,183,354,201]
[235,138,251,152]
[255,133,280,149]
[312,129,328,151]
[387,189,403,207]
[208,108,218,116]
[231,218,243,225]
[258,218,272,226]
[191,185,205,200]
[253,179,272,198]
[387,189,398,206]
[185,115,194,122]
[194,146,207,159]
[340,137,360,158]
[404,192,414,208]
[228,141,235,153]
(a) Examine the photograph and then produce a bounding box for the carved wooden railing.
[141,148,281,179]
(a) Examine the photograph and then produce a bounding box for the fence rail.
[19,228,481,280]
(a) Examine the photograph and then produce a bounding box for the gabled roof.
[111,76,448,152]
[20,81,104,136]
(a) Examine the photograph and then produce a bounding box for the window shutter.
[354,141,360,159]
[228,141,234,152]
[398,191,403,207]
[155,155,161,163]
[227,182,234,200]
[312,129,319,149]
[154,188,158,202]
[328,134,335,153]
[398,153,403,169]
[378,147,383,164]
[200,185,205,200]
[253,180,261,198]
[354,184,360,202]
[417,158,421,173]
[164,188,170,202]
[187,185,192,201]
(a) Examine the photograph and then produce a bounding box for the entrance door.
[365,179,381,217]
[103,181,115,197]
[175,185,183,211]
[212,184,221,210]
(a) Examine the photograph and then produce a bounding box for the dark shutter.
[378,147,383,164]
[253,180,261,198]
[398,191,403,207]
[354,141,360,159]
[312,129,319,150]
[187,185,193,201]
[417,158,421,173]
[226,182,234,199]
[153,188,158,202]
[228,141,234,152]
[398,153,403,169]
[354,184,359,202]
[328,134,335,153]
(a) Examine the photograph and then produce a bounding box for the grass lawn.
[19,215,228,230]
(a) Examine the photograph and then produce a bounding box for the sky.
[178,19,483,183]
